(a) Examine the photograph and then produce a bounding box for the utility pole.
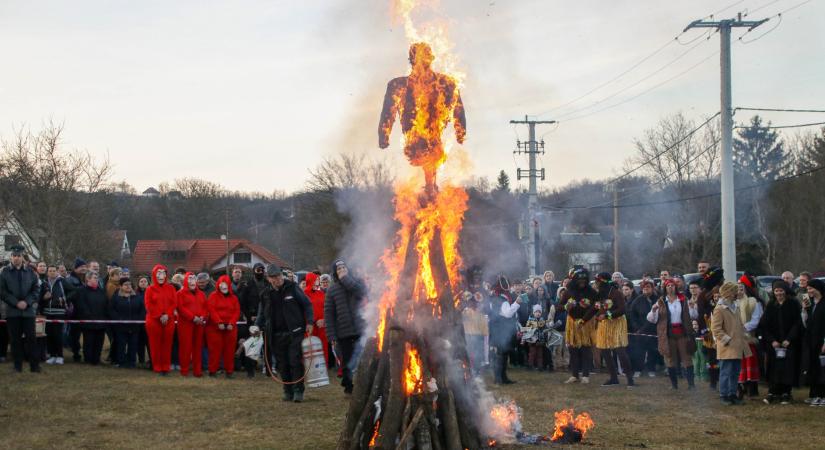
[684,13,767,283]
[604,184,622,273]
[510,115,556,276]
[225,208,230,276]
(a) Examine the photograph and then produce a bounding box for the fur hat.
[719,281,738,299]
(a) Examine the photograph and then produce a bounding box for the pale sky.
[1,0,823,194]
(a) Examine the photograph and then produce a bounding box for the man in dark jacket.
[256,264,313,402]
[323,258,367,394]
[238,263,267,330]
[63,257,87,362]
[0,245,41,373]
[628,280,659,378]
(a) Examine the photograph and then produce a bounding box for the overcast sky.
[1,0,823,194]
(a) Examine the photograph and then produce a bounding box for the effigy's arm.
[378,79,401,149]
[453,92,466,144]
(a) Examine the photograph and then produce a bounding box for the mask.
[188,277,197,290]
[156,271,166,283]
[219,283,229,294]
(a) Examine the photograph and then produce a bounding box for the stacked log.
[336,216,485,450]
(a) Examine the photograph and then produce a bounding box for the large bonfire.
[336,1,483,449]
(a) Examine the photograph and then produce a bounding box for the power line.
[548,137,722,211]
[736,121,825,129]
[545,164,825,210]
[553,39,710,121]
[559,51,719,123]
[738,0,814,43]
[531,38,678,118]
[603,112,720,186]
[735,107,825,113]
[744,0,782,16]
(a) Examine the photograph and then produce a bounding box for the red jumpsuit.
[304,272,329,364]
[176,273,208,377]
[144,265,177,374]
[206,275,241,375]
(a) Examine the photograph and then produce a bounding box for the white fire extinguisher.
[302,335,330,388]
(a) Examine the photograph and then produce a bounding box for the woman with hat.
[802,278,825,406]
[712,282,752,405]
[736,274,764,399]
[759,280,803,405]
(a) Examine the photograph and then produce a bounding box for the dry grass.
[0,361,821,449]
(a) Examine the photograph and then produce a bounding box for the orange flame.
[404,343,424,395]
[369,420,380,447]
[489,401,520,437]
[550,409,595,442]
[375,0,469,350]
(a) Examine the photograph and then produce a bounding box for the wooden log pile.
[337,220,485,450]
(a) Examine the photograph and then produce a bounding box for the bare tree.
[0,121,113,261]
[626,112,720,190]
[306,153,395,193]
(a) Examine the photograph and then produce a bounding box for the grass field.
[0,361,821,450]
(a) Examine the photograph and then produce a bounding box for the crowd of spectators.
[3,243,824,407]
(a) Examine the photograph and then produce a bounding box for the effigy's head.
[409,42,434,69]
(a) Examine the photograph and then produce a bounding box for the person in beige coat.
[711,282,752,406]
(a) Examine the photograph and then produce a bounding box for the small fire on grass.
[550,409,595,444]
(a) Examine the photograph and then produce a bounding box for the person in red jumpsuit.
[144,264,177,375]
[304,272,329,365]
[176,272,208,377]
[207,275,241,378]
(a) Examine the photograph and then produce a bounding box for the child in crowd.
[237,325,264,378]
[523,304,548,370]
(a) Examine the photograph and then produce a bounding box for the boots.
[747,381,760,397]
[667,367,678,389]
[686,366,696,389]
[708,367,719,390]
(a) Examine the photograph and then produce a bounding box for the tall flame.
[404,343,424,395]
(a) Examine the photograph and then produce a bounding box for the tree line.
[1,115,822,278]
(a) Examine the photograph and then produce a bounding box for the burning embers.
[550,409,595,444]
[484,406,595,447]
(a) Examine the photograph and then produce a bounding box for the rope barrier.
[261,330,312,385]
[0,319,250,324]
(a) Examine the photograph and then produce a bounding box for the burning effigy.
[336,2,595,449]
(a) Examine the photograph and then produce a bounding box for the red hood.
[304,272,319,296]
[181,271,197,292]
[151,264,169,286]
[216,274,234,296]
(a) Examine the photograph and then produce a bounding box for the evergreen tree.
[733,115,790,181]
[494,170,510,193]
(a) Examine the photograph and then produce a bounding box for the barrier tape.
[0,319,249,325]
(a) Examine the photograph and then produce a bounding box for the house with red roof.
[131,239,289,275]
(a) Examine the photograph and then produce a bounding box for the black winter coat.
[109,292,146,332]
[255,279,313,336]
[629,294,657,335]
[0,264,40,318]
[324,275,367,341]
[74,286,109,330]
[759,298,802,386]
